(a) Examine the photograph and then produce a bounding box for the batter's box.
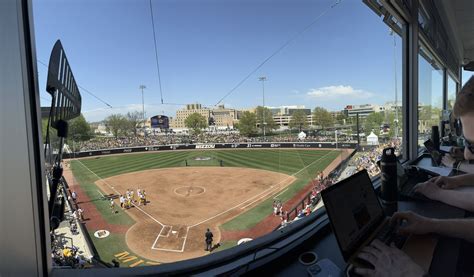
[151,225,189,252]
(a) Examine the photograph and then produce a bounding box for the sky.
[33,0,405,122]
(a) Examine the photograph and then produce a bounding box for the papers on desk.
[416,165,453,176]
[439,146,452,153]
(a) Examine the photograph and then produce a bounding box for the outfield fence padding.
[64,142,358,159]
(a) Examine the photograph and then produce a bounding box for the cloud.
[307,85,373,99]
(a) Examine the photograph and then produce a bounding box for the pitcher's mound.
[174,186,205,197]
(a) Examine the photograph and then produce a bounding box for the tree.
[418,105,441,134]
[104,114,128,138]
[69,114,92,141]
[289,110,308,131]
[126,111,143,136]
[335,113,348,125]
[255,106,277,133]
[364,112,384,134]
[41,118,48,141]
[385,110,403,138]
[312,107,334,130]
[236,111,258,136]
[184,113,208,134]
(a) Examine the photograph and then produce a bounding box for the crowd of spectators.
[280,171,338,228]
[51,243,87,269]
[71,132,356,152]
[50,179,90,269]
[346,138,402,177]
[278,138,401,229]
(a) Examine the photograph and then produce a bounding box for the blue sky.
[34,0,405,122]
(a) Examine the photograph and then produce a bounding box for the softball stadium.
[64,146,353,266]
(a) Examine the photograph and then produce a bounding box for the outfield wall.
[64,142,358,159]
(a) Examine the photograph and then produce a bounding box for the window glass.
[418,47,443,148]
[447,75,456,110]
[34,0,404,268]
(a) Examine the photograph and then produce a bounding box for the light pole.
[390,29,399,139]
[139,85,146,135]
[259,76,267,140]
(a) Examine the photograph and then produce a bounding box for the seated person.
[355,76,474,276]
[415,77,474,212]
[355,211,474,276]
[441,150,474,174]
[414,174,474,212]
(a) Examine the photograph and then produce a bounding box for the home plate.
[172,231,177,235]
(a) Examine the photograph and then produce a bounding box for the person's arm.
[447,173,474,187]
[457,161,474,174]
[426,174,474,189]
[430,218,474,243]
[415,181,474,212]
[391,212,474,243]
[432,188,474,212]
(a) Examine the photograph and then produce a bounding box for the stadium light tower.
[139,85,146,135]
[389,29,399,139]
[259,76,267,139]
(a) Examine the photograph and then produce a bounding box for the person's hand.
[441,154,456,168]
[429,176,460,189]
[390,211,434,235]
[414,180,442,200]
[354,239,425,277]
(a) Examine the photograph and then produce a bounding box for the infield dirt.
[94,166,295,262]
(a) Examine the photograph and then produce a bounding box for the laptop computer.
[321,170,408,267]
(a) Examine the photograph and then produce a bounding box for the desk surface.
[255,168,466,277]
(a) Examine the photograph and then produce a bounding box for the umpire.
[205,228,213,251]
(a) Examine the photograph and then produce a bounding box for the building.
[382,101,402,112]
[267,105,312,128]
[343,102,402,118]
[90,122,108,135]
[170,104,241,130]
[330,110,343,119]
[343,104,384,118]
[269,105,310,116]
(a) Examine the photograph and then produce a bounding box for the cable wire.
[149,0,164,104]
[37,59,113,108]
[215,0,342,105]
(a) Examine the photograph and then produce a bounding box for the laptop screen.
[321,170,384,260]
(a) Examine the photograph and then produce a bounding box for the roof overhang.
[436,0,474,66]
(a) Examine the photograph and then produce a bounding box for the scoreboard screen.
[150,115,169,129]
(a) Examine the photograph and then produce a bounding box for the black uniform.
[205,229,213,251]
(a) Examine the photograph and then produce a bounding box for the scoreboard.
[150,115,169,129]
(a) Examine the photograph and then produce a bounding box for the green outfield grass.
[73,149,338,178]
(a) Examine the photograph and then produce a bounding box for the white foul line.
[151,225,165,250]
[188,184,282,228]
[74,159,164,227]
[272,150,335,199]
[151,225,189,253]
[240,150,335,210]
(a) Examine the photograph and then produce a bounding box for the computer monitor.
[321,170,385,261]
